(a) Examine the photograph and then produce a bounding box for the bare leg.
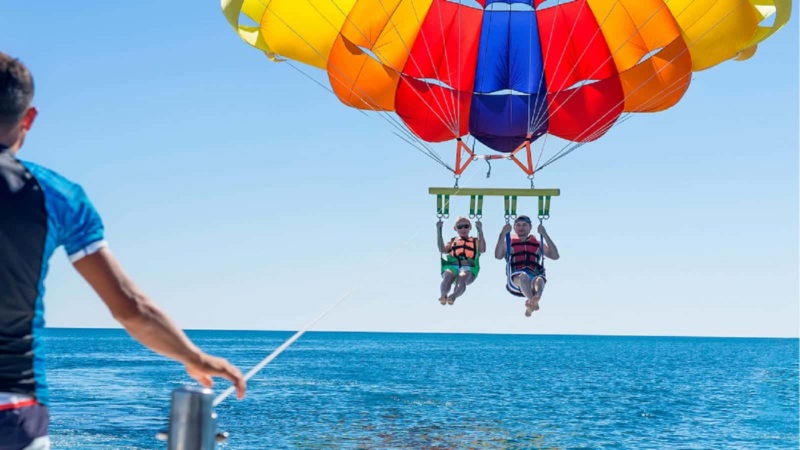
[448,272,475,304]
[515,273,534,299]
[512,273,537,317]
[440,270,455,305]
[529,276,545,312]
[514,273,539,317]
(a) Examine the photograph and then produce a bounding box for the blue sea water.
[42,329,797,449]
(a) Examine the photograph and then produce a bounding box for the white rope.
[213,170,479,407]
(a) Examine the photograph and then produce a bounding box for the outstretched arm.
[73,248,246,398]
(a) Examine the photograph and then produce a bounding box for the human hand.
[184,353,246,399]
[475,220,483,231]
[537,224,547,236]
[437,220,443,229]
[501,224,512,234]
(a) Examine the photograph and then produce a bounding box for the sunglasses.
[456,224,471,229]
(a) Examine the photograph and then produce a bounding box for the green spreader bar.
[428,188,560,197]
[430,187,560,220]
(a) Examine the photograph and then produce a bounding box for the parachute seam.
[321,0,462,139]
[375,0,460,135]
[537,0,750,170]
[267,0,454,171]
[406,0,460,133]
[529,0,672,133]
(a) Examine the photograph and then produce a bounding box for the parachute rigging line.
[320,0,463,136]
[535,0,753,171]
[264,0,456,172]
[238,0,774,176]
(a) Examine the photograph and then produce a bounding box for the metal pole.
[167,386,219,450]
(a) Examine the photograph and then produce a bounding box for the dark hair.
[514,215,532,224]
[0,52,34,126]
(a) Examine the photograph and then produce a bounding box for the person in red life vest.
[494,215,560,317]
[436,216,486,305]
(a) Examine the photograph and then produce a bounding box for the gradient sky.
[1,1,797,337]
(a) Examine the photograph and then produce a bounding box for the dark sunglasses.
[456,224,471,229]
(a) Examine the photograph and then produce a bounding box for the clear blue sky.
[2,2,797,337]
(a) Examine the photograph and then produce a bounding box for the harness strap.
[504,233,525,297]
[0,399,37,411]
[538,217,546,270]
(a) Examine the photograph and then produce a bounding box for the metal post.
[167,386,219,450]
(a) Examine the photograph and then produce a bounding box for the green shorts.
[441,264,479,281]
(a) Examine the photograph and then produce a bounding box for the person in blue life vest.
[494,215,560,317]
[437,216,486,305]
[0,52,246,450]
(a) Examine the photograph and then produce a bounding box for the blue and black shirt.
[0,145,106,405]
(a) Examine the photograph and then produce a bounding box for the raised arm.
[538,224,560,260]
[495,223,511,259]
[437,220,448,253]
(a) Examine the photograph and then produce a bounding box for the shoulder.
[21,161,88,200]
[0,152,34,195]
[21,161,107,260]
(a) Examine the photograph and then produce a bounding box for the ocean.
[42,329,798,449]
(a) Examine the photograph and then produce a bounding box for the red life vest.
[510,235,542,271]
[449,237,477,261]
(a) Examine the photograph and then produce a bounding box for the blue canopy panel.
[469,8,548,153]
[483,0,536,6]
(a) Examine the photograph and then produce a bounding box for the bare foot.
[439,295,448,305]
[446,294,456,305]
[525,296,540,317]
